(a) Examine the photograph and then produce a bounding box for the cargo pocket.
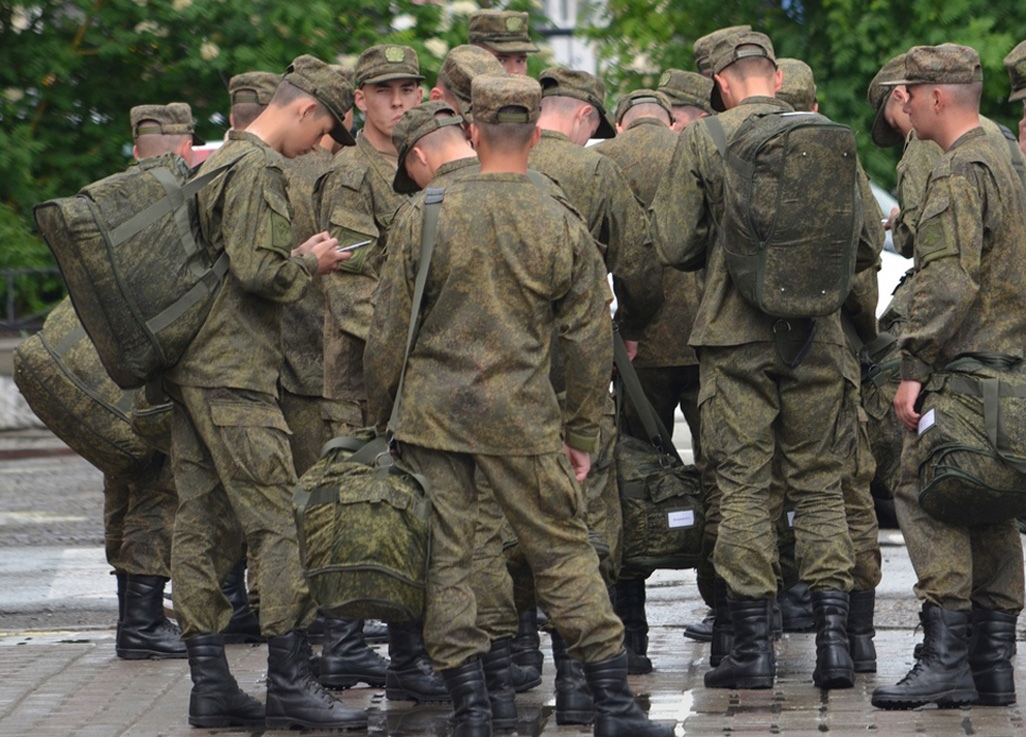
[210,400,294,486]
[328,207,379,275]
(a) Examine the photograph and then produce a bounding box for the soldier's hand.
[894,379,922,432]
[624,340,639,361]
[884,206,899,231]
[563,443,592,482]
[300,231,352,276]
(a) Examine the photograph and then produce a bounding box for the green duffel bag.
[913,355,1026,526]
[292,430,432,623]
[616,434,705,572]
[13,298,155,475]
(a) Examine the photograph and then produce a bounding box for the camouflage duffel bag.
[13,297,157,475]
[293,430,431,622]
[616,434,705,572]
[913,355,1026,526]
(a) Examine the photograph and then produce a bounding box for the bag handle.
[612,332,683,465]
[946,367,1026,473]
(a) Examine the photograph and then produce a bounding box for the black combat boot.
[704,598,775,689]
[220,560,263,644]
[968,607,1017,706]
[614,577,653,674]
[811,590,854,689]
[363,619,389,643]
[117,575,187,659]
[441,658,492,737]
[481,638,517,731]
[871,603,977,709]
[583,651,674,737]
[185,634,265,728]
[265,629,368,730]
[317,616,389,688]
[709,578,733,667]
[847,588,877,673]
[510,607,544,673]
[115,572,126,640]
[509,660,541,693]
[779,581,815,631]
[682,609,714,642]
[385,620,450,702]
[551,630,594,725]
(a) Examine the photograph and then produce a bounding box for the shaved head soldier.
[229,71,280,131]
[131,102,202,164]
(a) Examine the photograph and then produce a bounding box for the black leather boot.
[115,572,126,640]
[583,651,674,737]
[614,577,653,674]
[317,616,389,688]
[385,620,451,702]
[848,588,877,673]
[185,634,265,728]
[265,629,368,730]
[709,578,733,667]
[441,658,492,737]
[705,598,775,689]
[968,607,1017,706]
[682,609,714,642]
[811,590,854,689]
[117,575,187,659]
[221,559,263,644]
[871,603,977,709]
[510,607,544,673]
[509,660,541,693]
[363,619,389,643]
[481,638,517,731]
[552,630,594,725]
[778,581,815,632]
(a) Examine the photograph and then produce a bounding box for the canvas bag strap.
[388,187,445,435]
[612,332,683,465]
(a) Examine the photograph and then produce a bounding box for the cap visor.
[191,132,206,146]
[392,166,419,195]
[360,72,426,86]
[1009,88,1026,103]
[480,40,540,54]
[870,106,903,148]
[710,83,725,113]
[594,116,617,139]
[331,119,356,147]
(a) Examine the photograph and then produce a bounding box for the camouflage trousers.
[280,389,333,478]
[400,443,625,671]
[167,384,316,638]
[700,342,855,599]
[103,453,177,577]
[895,430,1024,612]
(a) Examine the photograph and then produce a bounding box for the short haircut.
[720,52,777,83]
[475,114,536,152]
[416,119,469,152]
[941,81,983,110]
[270,80,329,118]
[540,94,590,119]
[134,127,191,159]
[231,102,266,131]
[621,102,671,128]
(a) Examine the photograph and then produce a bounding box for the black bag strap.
[612,332,683,465]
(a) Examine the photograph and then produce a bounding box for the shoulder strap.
[388,187,445,435]
[612,333,683,464]
[704,116,728,160]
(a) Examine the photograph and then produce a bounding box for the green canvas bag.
[706,111,861,318]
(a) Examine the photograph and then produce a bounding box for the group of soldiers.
[80,6,1026,736]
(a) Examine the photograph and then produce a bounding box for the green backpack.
[706,111,862,318]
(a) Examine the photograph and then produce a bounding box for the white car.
[871,182,912,315]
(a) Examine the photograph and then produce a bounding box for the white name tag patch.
[667,510,695,529]
[918,408,936,436]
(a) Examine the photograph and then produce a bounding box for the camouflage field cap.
[776,58,817,112]
[693,24,751,76]
[888,44,983,87]
[1003,40,1026,102]
[229,71,281,106]
[538,66,616,139]
[657,69,713,113]
[708,31,776,112]
[392,101,465,195]
[468,9,539,54]
[867,54,907,148]
[437,44,505,120]
[283,55,356,146]
[355,44,425,87]
[613,89,672,125]
[130,102,205,145]
[471,73,541,125]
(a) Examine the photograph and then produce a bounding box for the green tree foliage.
[583,0,1026,192]
[0,0,545,315]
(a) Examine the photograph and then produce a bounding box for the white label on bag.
[918,408,936,436]
[787,511,796,527]
[667,510,695,528]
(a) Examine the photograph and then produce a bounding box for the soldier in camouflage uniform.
[315,44,450,704]
[872,44,1026,711]
[650,31,880,691]
[467,8,539,75]
[428,44,504,125]
[165,55,367,731]
[692,25,751,78]
[656,69,713,132]
[365,71,672,737]
[1003,41,1026,155]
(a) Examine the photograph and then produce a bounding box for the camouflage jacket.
[900,126,1026,382]
[280,147,334,397]
[167,130,317,392]
[594,117,700,368]
[316,133,411,404]
[364,172,613,455]
[649,96,880,350]
[528,129,662,340]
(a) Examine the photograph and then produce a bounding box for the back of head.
[229,71,281,131]
[693,24,752,77]
[708,31,778,111]
[657,69,713,113]
[437,44,505,120]
[614,89,672,128]
[392,100,467,193]
[776,58,817,112]
[467,9,539,55]
[538,66,616,139]
[472,73,541,152]
[130,102,203,159]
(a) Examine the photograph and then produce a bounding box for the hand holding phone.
[337,239,372,253]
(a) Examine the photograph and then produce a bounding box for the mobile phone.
[336,239,372,253]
